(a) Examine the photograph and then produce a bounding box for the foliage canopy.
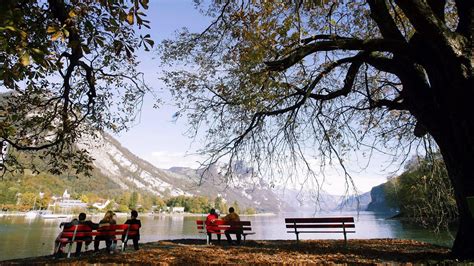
[0,0,153,175]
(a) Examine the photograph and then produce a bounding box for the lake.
[0,211,455,261]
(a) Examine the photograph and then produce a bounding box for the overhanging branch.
[265,38,408,72]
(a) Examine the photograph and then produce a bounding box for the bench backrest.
[285,217,355,230]
[60,224,93,239]
[126,223,140,237]
[60,223,139,239]
[196,220,252,232]
[95,224,130,236]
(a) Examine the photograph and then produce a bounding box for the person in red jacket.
[205,208,221,244]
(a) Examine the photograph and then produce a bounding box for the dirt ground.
[2,238,469,265]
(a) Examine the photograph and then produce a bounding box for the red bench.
[55,224,140,258]
[196,219,255,245]
[285,217,355,245]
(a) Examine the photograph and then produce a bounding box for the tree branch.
[394,0,452,43]
[367,0,406,41]
[265,38,407,72]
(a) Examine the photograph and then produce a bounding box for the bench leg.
[207,234,210,245]
[343,231,348,248]
[296,232,299,243]
[67,243,73,258]
[243,234,246,245]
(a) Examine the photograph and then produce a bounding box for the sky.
[112,0,401,195]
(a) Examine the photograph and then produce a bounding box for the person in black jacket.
[123,210,142,250]
[54,213,98,257]
[74,213,98,255]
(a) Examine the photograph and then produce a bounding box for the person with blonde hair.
[94,210,117,253]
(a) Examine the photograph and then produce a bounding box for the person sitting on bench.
[54,213,97,257]
[222,207,242,245]
[123,210,142,250]
[205,208,220,244]
[94,210,116,253]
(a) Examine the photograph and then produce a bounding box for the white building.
[171,207,185,213]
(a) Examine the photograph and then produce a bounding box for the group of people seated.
[55,206,244,258]
[54,210,141,257]
[205,207,242,245]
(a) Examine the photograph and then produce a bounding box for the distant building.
[171,206,185,213]
[49,190,87,209]
[57,199,87,208]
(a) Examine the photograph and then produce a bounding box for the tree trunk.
[444,151,474,259]
[427,102,474,259]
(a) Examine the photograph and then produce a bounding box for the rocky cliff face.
[366,183,398,212]
[77,132,284,212]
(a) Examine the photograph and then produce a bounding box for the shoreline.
[2,238,467,265]
[0,211,277,218]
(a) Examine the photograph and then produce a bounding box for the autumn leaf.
[20,52,30,66]
[127,11,134,25]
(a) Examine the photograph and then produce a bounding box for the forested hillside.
[1,132,283,214]
[381,155,458,229]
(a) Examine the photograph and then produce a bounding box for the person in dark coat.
[123,210,142,250]
[74,213,98,255]
[54,213,97,257]
[222,207,242,245]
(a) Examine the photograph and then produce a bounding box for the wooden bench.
[196,219,255,245]
[285,217,355,245]
[55,223,139,258]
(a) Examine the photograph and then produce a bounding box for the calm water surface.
[0,211,455,261]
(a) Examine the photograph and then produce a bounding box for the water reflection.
[0,211,455,261]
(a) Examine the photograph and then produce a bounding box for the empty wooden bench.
[196,219,255,245]
[285,217,355,245]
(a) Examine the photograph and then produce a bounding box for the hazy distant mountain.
[78,132,284,212]
[335,192,372,211]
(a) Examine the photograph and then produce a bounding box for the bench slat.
[285,217,354,223]
[286,224,355,229]
[287,230,356,234]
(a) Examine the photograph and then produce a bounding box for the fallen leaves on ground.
[2,238,467,265]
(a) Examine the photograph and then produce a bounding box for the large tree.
[0,0,153,174]
[160,0,474,258]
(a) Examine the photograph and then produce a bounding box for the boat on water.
[41,213,70,219]
[24,210,70,219]
[25,210,42,218]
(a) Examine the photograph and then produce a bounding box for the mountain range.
[76,132,374,213]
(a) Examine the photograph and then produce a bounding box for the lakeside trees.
[161,1,474,258]
[385,154,458,229]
